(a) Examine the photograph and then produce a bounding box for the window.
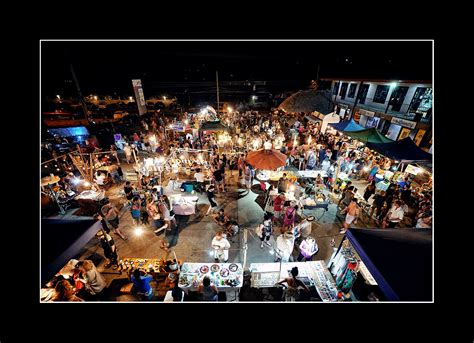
[388,86,409,112]
[408,87,432,118]
[333,82,340,95]
[339,83,348,99]
[356,84,370,104]
[373,85,390,104]
[348,83,357,98]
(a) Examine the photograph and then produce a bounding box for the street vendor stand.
[178,262,244,301]
[41,174,66,214]
[248,261,339,301]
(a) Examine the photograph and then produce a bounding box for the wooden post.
[89,153,94,182]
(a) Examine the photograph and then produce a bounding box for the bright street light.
[227,106,233,112]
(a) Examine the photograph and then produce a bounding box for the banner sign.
[132,79,147,116]
[391,117,417,129]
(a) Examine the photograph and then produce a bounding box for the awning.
[366,137,432,162]
[41,219,101,285]
[200,120,229,132]
[346,228,432,301]
[343,128,393,143]
[329,119,364,132]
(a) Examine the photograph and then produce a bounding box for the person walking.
[101,202,127,240]
[205,183,219,216]
[340,198,360,234]
[257,213,274,248]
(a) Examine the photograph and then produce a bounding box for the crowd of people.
[43,105,432,302]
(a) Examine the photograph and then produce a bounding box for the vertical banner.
[132,79,147,116]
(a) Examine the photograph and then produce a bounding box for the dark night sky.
[41,40,432,97]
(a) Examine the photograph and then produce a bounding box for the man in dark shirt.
[124,181,135,203]
[213,167,225,193]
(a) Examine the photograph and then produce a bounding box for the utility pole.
[70,63,90,123]
[216,70,220,116]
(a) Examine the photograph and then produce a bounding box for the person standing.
[211,231,231,262]
[382,200,405,228]
[123,143,132,164]
[94,216,119,269]
[101,202,127,240]
[340,198,360,234]
[282,204,298,233]
[275,231,295,262]
[198,276,219,301]
[277,267,310,302]
[244,164,252,191]
[213,166,225,193]
[205,183,219,216]
[258,214,274,248]
[363,181,376,202]
[131,196,142,226]
[273,193,285,224]
[297,236,319,261]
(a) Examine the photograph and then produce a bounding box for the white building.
[323,78,432,149]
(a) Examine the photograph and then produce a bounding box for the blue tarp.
[366,137,432,162]
[41,219,100,285]
[345,228,432,301]
[329,119,365,132]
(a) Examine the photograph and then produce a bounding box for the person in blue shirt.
[130,269,154,301]
[397,177,409,189]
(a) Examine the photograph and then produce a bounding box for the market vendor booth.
[178,262,243,301]
[328,228,432,301]
[248,261,339,301]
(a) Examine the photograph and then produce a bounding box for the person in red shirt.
[273,193,285,224]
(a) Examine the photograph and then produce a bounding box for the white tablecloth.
[179,262,243,291]
[172,203,196,215]
[297,170,328,178]
[75,190,105,201]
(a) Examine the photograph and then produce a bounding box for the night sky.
[41,40,432,97]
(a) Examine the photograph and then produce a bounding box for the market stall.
[343,127,393,144]
[248,261,339,302]
[178,262,243,300]
[329,228,432,301]
[329,119,365,132]
[41,219,101,286]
